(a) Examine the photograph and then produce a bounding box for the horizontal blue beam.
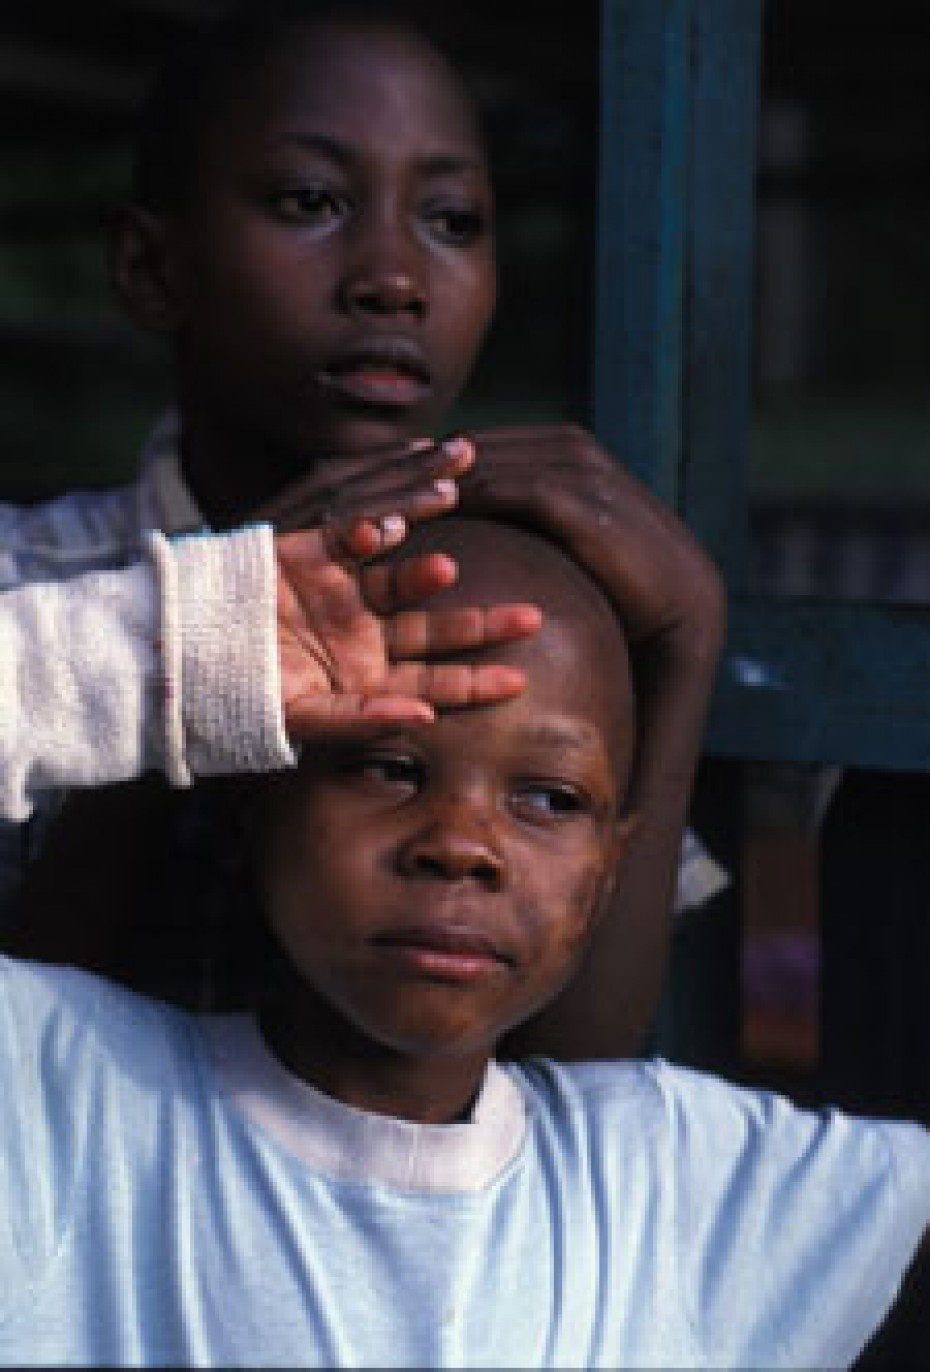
[707,598,930,771]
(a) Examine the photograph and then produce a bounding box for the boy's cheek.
[520,862,611,958]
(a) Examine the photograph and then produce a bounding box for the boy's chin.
[312,409,438,458]
[338,1000,517,1071]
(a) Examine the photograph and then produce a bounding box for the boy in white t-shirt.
[0,513,926,1368]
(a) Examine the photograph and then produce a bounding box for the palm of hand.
[274,523,540,735]
[277,540,392,705]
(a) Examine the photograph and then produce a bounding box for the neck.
[257,982,492,1126]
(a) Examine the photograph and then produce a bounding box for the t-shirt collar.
[200,1012,527,1195]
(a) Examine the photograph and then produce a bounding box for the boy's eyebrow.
[415,153,486,179]
[519,722,607,756]
[273,132,485,177]
[273,132,352,166]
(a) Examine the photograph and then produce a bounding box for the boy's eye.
[269,185,346,226]
[511,782,589,824]
[423,202,488,246]
[343,752,423,793]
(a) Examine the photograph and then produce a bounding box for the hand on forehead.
[391,517,636,789]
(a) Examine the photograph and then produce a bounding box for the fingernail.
[442,436,474,462]
[408,438,435,453]
[433,479,457,501]
[380,514,406,543]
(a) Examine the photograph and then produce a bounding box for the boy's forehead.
[398,519,636,781]
[401,518,619,628]
[233,18,483,152]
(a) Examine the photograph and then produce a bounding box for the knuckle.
[318,562,347,592]
[555,422,588,456]
[558,421,586,447]
[557,423,609,471]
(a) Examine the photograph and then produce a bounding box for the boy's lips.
[373,921,513,984]
[318,338,432,409]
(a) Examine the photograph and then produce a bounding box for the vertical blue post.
[684,0,763,583]
[593,0,691,504]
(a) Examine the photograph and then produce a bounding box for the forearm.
[511,584,726,1058]
[603,611,726,1041]
[0,526,293,821]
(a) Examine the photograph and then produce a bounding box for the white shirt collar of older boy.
[134,409,205,538]
[200,1012,527,1194]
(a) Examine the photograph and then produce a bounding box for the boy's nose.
[397,807,505,890]
[340,263,428,320]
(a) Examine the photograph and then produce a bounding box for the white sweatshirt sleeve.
[0,525,295,821]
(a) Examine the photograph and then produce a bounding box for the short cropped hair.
[131,0,473,212]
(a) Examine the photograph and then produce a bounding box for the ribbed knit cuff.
[150,526,295,782]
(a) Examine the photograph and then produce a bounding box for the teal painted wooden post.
[683,0,762,585]
[594,0,761,554]
[593,0,690,506]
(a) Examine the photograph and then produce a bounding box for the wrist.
[164,525,296,777]
[669,573,728,671]
[637,570,727,682]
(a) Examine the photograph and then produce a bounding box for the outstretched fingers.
[385,603,542,660]
[360,551,460,610]
[385,661,529,708]
[280,659,530,739]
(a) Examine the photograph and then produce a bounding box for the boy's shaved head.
[397,517,636,798]
[133,2,481,212]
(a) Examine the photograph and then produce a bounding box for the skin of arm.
[457,424,727,1058]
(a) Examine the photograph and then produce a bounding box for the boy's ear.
[609,811,640,873]
[596,811,641,910]
[108,204,183,335]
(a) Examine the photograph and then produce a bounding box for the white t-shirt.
[0,954,926,1368]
